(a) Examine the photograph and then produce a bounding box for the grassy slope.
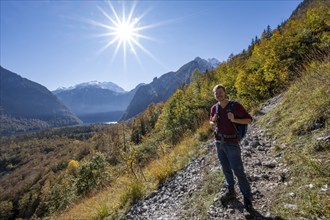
[258,58,330,219]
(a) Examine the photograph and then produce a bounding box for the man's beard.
[218,96,226,102]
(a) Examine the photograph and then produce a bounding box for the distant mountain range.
[53,82,143,123]
[0,66,81,135]
[0,57,219,134]
[120,57,219,120]
[53,57,219,123]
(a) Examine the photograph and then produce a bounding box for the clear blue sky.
[0,0,302,91]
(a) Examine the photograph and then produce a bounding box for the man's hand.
[227,112,235,122]
[228,113,253,124]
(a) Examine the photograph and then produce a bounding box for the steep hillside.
[53,82,142,123]
[0,66,81,135]
[215,0,329,109]
[126,57,329,219]
[120,57,219,121]
[257,58,329,219]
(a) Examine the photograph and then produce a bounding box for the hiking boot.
[220,187,236,203]
[244,197,253,212]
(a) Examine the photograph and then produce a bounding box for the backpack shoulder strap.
[215,103,219,115]
[227,100,236,113]
[228,100,239,134]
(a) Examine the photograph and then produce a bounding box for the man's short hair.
[213,84,226,93]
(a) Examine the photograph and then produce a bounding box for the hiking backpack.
[215,101,248,141]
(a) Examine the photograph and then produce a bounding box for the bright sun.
[90,1,160,65]
[115,19,137,41]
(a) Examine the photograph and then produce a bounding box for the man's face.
[214,88,226,102]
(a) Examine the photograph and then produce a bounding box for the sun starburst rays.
[100,2,147,62]
[85,1,168,71]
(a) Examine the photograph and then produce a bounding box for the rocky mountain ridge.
[120,57,219,121]
[0,66,81,135]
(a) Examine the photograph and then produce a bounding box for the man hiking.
[210,84,253,211]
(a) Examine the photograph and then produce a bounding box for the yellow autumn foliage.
[67,160,79,173]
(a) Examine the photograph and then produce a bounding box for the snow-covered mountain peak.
[53,81,126,93]
[76,81,125,92]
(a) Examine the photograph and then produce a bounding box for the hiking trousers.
[215,141,252,200]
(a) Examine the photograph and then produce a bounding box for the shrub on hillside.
[119,180,144,206]
[76,152,109,195]
[0,200,13,220]
[67,159,79,174]
[44,176,77,215]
